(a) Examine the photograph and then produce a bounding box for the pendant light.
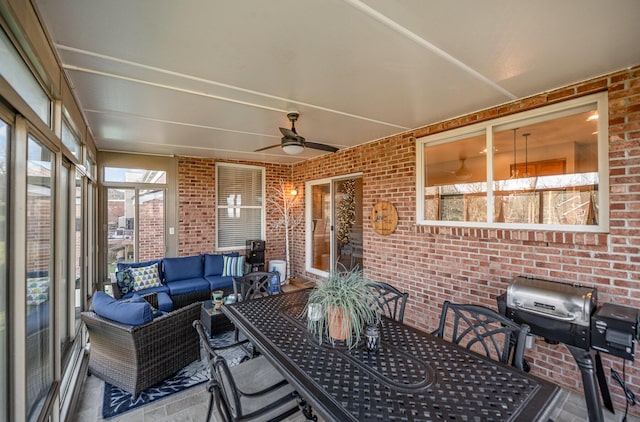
[511,128,518,179]
[522,132,530,178]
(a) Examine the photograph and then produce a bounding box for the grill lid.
[506,277,597,327]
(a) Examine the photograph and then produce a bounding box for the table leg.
[293,391,317,421]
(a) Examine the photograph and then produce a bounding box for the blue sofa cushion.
[205,275,234,291]
[92,291,153,326]
[163,255,203,282]
[165,277,209,296]
[121,291,172,313]
[204,252,238,277]
[117,259,164,282]
[126,293,166,317]
[121,284,170,299]
[156,292,173,312]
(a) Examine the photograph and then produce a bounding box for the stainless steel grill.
[499,276,606,421]
[503,276,597,350]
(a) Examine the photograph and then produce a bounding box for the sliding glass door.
[106,187,166,277]
[306,175,363,275]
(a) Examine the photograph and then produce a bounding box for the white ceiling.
[33,0,640,164]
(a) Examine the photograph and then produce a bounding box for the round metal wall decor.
[370,201,398,235]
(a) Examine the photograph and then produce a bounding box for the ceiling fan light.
[282,144,304,155]
[281,138,305,155]
[455,167,472,181]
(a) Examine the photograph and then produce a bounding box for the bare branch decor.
[266,180,303,281]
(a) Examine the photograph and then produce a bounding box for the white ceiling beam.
[59,45,410,130]
[342,0,518,100]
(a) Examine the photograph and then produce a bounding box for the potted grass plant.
[306,269,380,349]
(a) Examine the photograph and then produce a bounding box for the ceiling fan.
[454,157,472,180]
[255,112,339,155]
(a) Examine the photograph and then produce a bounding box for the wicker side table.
[200,300,234,337]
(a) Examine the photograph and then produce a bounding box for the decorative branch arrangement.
[336,179,356,246]
[266,180,303,281]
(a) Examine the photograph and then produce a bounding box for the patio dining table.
[222,289,560,422]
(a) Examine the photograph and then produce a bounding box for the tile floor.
[72,281,639,421]
[72,363,640,422]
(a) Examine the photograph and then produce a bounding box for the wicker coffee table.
[200,300,234,337]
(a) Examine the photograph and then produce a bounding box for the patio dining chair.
[368,281,409,322]
[232,271,279,301]
[231,272,281,354]
[193,320,304,422]
[433,300,530,371]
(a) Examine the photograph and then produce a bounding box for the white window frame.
[61,119,81,162]
[215,162,265,251]
[416,92,609,232]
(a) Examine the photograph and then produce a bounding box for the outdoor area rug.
[101,329,250,419]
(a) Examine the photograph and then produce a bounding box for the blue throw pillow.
[222,255,245,277]
[92,291,153,326]
[204,252,238,276]
[115,269,135,296]
[129,263,162,290]
[117,259,164,282]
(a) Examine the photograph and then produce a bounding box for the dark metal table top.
[223,290,559,422]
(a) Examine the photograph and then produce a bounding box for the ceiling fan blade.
[279,127,297,139]
[275,113,338,154]
[305,141,339,153]
[254,144,281,152]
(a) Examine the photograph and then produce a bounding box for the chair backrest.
[368,282,409,322]
[193,319,245,420]
[193,320,295,421]
[433,300,530,370]
[232,271,278,302]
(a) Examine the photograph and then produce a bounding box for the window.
[61,121,81,161]
[26,135,55,420]
[59,164,70,352]
[74,171,83,329]
[85,154,96,180]
[104,167,166,183]
[216,163,264,250]
[0,117,8,421]
[417,92,608,231]
[0,28,50,126]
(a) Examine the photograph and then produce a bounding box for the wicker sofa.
[81,293,201,397]
[112,253,242,309]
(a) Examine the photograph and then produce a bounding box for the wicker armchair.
[81,298,201,398]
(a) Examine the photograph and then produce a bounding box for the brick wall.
[139,196,164,261]
[288,66,640,413]
[177,157,292,267]
[176,66,640,413]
